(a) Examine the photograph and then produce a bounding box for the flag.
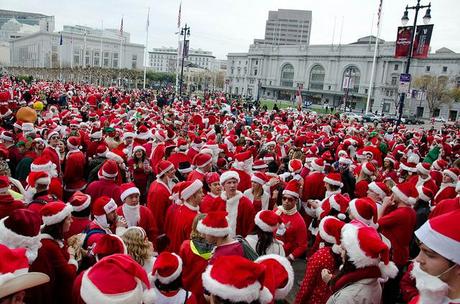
[376,0,383,27]
[146,8,150,30]
[177,2,182,29]
[59,33,63,45]
[120,17,124,35]
[395,26,413,58]
[413,24,433,59]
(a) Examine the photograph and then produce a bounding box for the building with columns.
[226,36,460,120]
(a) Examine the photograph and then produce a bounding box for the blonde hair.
[190,213,206,240]
[121,227,152,266]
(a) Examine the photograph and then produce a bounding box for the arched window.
[280,63,294,87]
[342,66,360,93]
[309,64,325,90]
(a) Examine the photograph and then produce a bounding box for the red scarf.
[332,266,381,293]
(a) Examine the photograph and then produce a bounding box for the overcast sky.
[4,0,460,59]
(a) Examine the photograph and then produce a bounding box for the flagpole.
[119,16,123,87]
[70,30,73,70]
[83,29,87,67]
[366,0,383,113]
[100,20,103,68]
[143,7,150,90]
[59,32,62,80]
[175,1,182,95]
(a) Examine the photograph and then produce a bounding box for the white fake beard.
[122,204,140,227]
[411,262,449,304]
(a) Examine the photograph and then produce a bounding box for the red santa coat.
[85,179,122,206]
[186,147,199,164]
[200,193,225,213]
[147,179,172,237]
[410,176,438,196]
[168,151,189,169]
[378,206,416,267]
[295,247,337,304]
[243,189,270,213]
[430,197,459,218]
[116,205,158,242]
[222,191,255,237]
[301,172,326,202]
[49,177,64,200]
[27,236,77,304]
[433,184,457,206]
[149,143,165,175]
[42,146,61,175]
[27,193,57,214]
[64,150,87,192]
[354,180,370,198]
[275,208,308,259]
[0,193,24,219]
[430,170,443,187]
[64,216,91,240]
[187,169,206,183]
[165,203,199,253]
[231,168,252,192]
[179,240,210,304]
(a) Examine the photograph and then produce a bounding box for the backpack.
[235,235,259,261]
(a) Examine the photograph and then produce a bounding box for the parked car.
[362,113,382,123]
[342,112,363,122]
[403,115,424,125]
[434,116,447,123]
[382,115,406,124]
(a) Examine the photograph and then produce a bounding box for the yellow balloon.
[33,101,44,111]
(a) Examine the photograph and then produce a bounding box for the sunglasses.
[50,136,59,140]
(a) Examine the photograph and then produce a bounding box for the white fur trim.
[416,163,430,175]
[341,223,379,268]
[415,221,460,265]
[80,270,145,304]
[251,175,266,185]
[223,191,242,237]
[196,156,212,168]
[103,199,118,214]
[392,186,416,205]
[220,171,240,185]
[154,253,183,284]
[35,176,51,186]
[318,216,338,245]
[323,177,343,188]
[329,195,340,212]
[197,220,230,237]
[282,190,299,199]
[400,163,417,173]
[42,204,73,226]
[181,180,203,201]
[310,161,324,172]
[368,182,386,198]
[101,168,118,178]
[348,199,376,227]
[362,165,373,176]
[157,163,174,177]
[178,166,192,174]
[0,218,42,263]
[72,195,91,212]
[255,254,294,299]
[90,131,103,139]
[202,264,263,303]
[443,169,458,181]
[252,163,268,170]
[30,161,54,173]
[417,186,431,202]
[379,261,399,279]
[254,211,277,232]
[120,187,140,202]
[132,146,146,154]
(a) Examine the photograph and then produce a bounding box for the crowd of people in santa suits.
[0,74,460,304]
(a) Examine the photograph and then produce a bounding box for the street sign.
[398,73,411,94]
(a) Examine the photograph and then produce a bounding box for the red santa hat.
[417,185,434,202]
[328,194,350,220]
[443,167,460,181]
[0,131,13,142]
[27,171,51,188]
[40,201,73,226]
[400,161,417,173]
[205,172,220,185]
[0,244,50,299]
[120,182,140,202]
[220,170,240,185]
[415,209,460,264]
[132,145,146,154]
[282,179,300,199]
[92,196,117,217]
[98,160,119,180]
[368,182,390,199]
[180,180,203,201]
[234,150,253,165]
[361,162,376,176]
[432,159,448,171]
[252,159,268,171]
[310,158,325,172]
[68,191,91,212]
[251,172,269,185]
[416,162,431,175]
[193,153,212,168]
[136,125,151,140]
[348,198,378,227]
[323,173,343,188]
[202,255,272,304]
[80,254,154,304]
[151,252,183,284]
[67,136,81,150]
[254,210,282,233]
[0,209,42,263]
[392,182,418,205]
[288,159,302,173]
[197,211,231,237]
[384,155,397,165]
[256,255,294,300]
[0,175,9,193]
[341,223,398,279]
[156,160,174,177]
[154,129,167,142]
[92,234,127,259]
[318,216,345,254]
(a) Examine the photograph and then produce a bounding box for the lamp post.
[396,0,431,128]
[179,24,190,98]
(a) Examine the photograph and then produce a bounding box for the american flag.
[120,17,124,35]
[376,0,383,27]
[177,2,182,29]
[146,8,150,30]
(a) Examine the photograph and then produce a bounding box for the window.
[426,66,431,72]
[391,76,398,86]
[254,69,258,76]
[280,63,294,87]
[383,103,390,113]
[231,68,234,75]
[309,64,325,90]
[365,88,368,94]
[442,66,448,72]
[103,52,109,67]
[394,64,399,71]
[342,66,360,93]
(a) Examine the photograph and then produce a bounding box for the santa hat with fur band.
[368,182,390,199]
[80,254,155,304]
[341,223,398,279]
[282,179,301,199]
[348,198,378,227]
[220,171,240,185]
[150,252,183,285]
[40,201,73,226]
[202,255,273,304]
[256,255,294,300]
[197,211,231,237]
[68,191,91,212]
[323,173,343,188]
[443,167,460,181]
[255,210,282,233]
[252,172,269,185]
[392,182,418,205]
[156,160,174,177]
[310,158,325,172]
[180,180,203,201]
[417,186,434,202]
[120,183,140,202]
[288,159,302,173]
[416,162,431,175]
[318,216,345,254]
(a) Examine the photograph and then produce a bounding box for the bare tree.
[412,75,452,117]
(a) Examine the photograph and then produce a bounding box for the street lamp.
[179,24,191,98]
[396,0,431,128]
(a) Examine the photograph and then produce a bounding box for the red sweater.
[276,209,308,259]
[85,179,122,206]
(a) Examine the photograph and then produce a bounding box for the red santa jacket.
[42,146,61,175]
[354,180,370,198]
[49,177,64,200]
[231,168,252,192]
[147,179,172,237]
[200,193,225,213]
[433,184,457,206]
[430,197,459,218]
[223,191,255,238]
[410,175,438,196]
[165,203,199,253]
[301,172,326,202]
[27,236,77,304]
[85,179,122,206]
[64,150,87,192]
[378,206,416,267]
[116,204,158,243]
[149,143,165,175]
[186,147,199,164]
[187,169,206,183]
[275,208,308,259]
[0,193,24,219]
[64,216,91,240]
[168,151,189,169]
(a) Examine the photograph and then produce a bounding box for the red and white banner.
[394,26,413,58]
[413,24,433,59]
